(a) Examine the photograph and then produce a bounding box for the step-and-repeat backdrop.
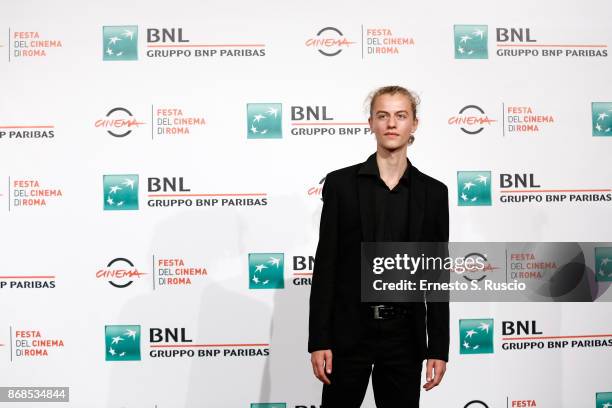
[1,1,611,407]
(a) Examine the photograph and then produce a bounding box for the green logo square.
[251,404,287,408]
[105,325,141,361]
[247,103,282,139]
[103,25,138,61]
[103,174,139,211]
[592,102,612,136]
[248,253,284,289]
[595,248,612,282]
[596,392,612,408]
[459,318,493,354]
[457,171,491,206]
[454,25,488,59]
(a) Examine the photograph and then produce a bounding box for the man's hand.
[310,349,333,385]
[422,359,446,391]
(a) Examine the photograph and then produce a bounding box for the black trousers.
[321,314,423,408]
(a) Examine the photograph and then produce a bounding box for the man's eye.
[377,114,388,120]
[397,113,408,120]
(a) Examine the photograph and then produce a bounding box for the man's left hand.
[422,359,446,391]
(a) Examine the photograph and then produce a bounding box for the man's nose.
[387,115,397,128]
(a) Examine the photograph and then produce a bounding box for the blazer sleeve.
[425,183,450,361]
[308,174,339,353]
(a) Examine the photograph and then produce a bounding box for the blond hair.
[367,85,420,119]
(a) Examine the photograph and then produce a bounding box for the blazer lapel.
[409,166,426,241]
[358,176,375,242]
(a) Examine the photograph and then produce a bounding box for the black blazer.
[308,154,450,361]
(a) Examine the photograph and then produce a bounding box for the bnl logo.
[457,171,491,206]
[595,248,612,282]
[596,392,612,408]
[592,102,612,136]
[103,26,138,61]
[247,104,282,139]
[454,25,487,59]
[105,325,141,361]
[103,175,139,211]
[459,318,493,354]
[248,253,284,289]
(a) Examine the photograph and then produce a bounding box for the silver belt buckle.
[373,305,385,320]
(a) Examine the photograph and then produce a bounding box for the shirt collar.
[358,153,411,183]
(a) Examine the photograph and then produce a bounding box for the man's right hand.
[310,349,333,385]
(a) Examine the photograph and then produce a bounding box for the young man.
[308,86,449,407]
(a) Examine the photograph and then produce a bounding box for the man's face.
[368,93,418,152]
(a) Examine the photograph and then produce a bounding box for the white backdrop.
[1,0,611,407]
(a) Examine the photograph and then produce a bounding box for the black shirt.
[357,154,411,242]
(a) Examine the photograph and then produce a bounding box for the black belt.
[369,305,409,320]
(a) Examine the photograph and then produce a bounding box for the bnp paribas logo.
[105,325,141,361]
[103,25,138,61]
[247,103,282,139]
[595,247,612,282]
[459,318,493,354]
[103,175,139,211]
[248,253,284,289]
[596,392,612,408]
[454,25,488,59]
[457,171,491,206]
[251,404,287,408]
[591,102,612,137]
